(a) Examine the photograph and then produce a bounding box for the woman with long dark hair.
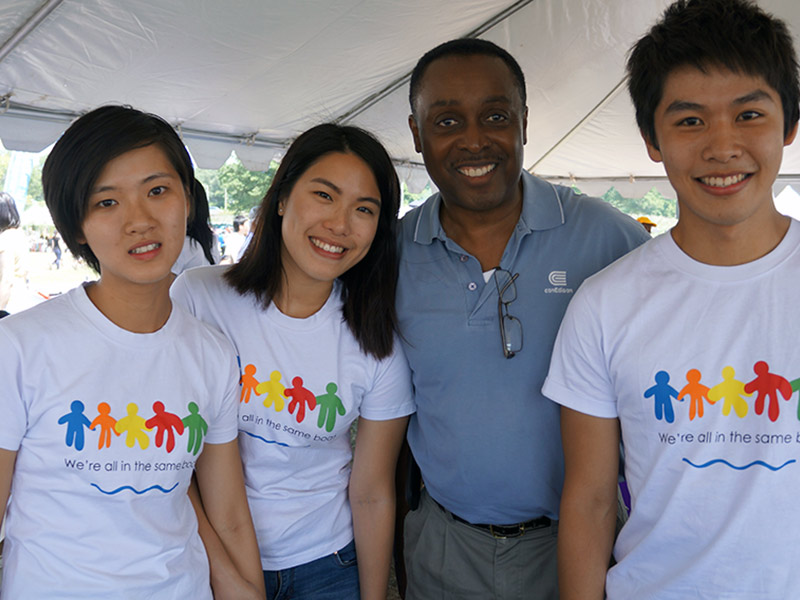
[172,123,413,600]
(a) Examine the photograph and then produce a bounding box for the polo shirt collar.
[411,170,566,245]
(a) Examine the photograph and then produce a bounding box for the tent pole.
[0,0,65,65]
[336,0,536,124]
[529,77,628,173]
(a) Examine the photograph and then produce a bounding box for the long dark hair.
[187,179,216,265]
[225,123,400,360]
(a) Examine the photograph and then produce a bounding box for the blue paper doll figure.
[644,371,680,423]
[58,400,92,451]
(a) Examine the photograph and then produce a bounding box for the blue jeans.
[263,539,360,600]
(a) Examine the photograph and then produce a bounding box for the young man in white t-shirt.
[543,1,800,598]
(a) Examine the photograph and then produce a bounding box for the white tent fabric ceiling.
[1,0,800,199]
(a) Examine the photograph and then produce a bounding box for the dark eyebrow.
[310,177,342,195]
[733,89,775,105]
[91,172,175,194]
[310,177,381,207]
[664,89,776,116]
[663,100,703,115]
[427,95,513,109]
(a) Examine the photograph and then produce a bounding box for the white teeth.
[700,173,747,188]
[458,164,496,178]
[311,238,344,254]
[130,243,159,254]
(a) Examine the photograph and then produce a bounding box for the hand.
[212,574,265,600]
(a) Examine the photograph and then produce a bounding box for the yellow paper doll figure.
[256,370,286,412]
[708,366,751,418]
[114,403,151,449]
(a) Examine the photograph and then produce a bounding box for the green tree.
[401,182,434,210]
[0,148,9,188]
[602,186,676,218]
[195,168,224,209]
[26,155,47,206]
[639,187,676,218]
[216,155,277,214]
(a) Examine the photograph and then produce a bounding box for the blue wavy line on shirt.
[241,430,292,447]
[90,482,180,495]
[682,458,795,471]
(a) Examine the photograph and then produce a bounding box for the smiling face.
[278,151,381,296]
[646,65,797,247]
[409,54,528,216]
[78,144,189,294]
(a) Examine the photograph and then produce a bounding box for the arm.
[350,416,409,600]
[392,438,412,599]
[194,440,265,600]
[0,449,16,533]
[558,406,620,600]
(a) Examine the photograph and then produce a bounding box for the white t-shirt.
[544,221,800,599]
[0,284,239,599]
[171,235,221,275]
[171,265,415,570]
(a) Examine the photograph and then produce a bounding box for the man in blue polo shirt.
[395,38,649,600]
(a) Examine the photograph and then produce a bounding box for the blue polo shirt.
[397,171,649,524]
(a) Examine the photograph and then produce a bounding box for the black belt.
[433,497,551,539]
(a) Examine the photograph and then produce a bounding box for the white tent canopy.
[2,0,800,199]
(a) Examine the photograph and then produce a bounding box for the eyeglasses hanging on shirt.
[493,267,523,359]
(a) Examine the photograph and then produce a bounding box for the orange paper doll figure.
[708,366,751,418]
[285,376,316,424]
[745,360,792,422]
[240,364,260,404]
[114,403,151,449]
[256,370,287,411]
[678,369,713,420]
[145,401,185,453]
[90,402,120,449]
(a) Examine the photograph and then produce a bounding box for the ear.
[785,120,799,146]
[522,106,529,145]
[185,184,194,221]
[409,114,422,153]
[643,131,663,163]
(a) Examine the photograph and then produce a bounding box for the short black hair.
[627,0,800,146]
[225,123,401,360]
[0,192,20,232]
[409,38,527,115]
[232,214,248,232]
[42,105,196,273]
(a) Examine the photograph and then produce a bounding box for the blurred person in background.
[0,192,29,313]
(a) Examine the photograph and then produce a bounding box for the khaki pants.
[404,489,558,600]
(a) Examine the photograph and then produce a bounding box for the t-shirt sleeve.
[542,285,619,419]
[203,343,240,445]
[170,271,197,316]
[0,327,26,450]
[359,338,415,421]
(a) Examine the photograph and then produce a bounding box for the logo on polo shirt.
[544,270,573,294]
